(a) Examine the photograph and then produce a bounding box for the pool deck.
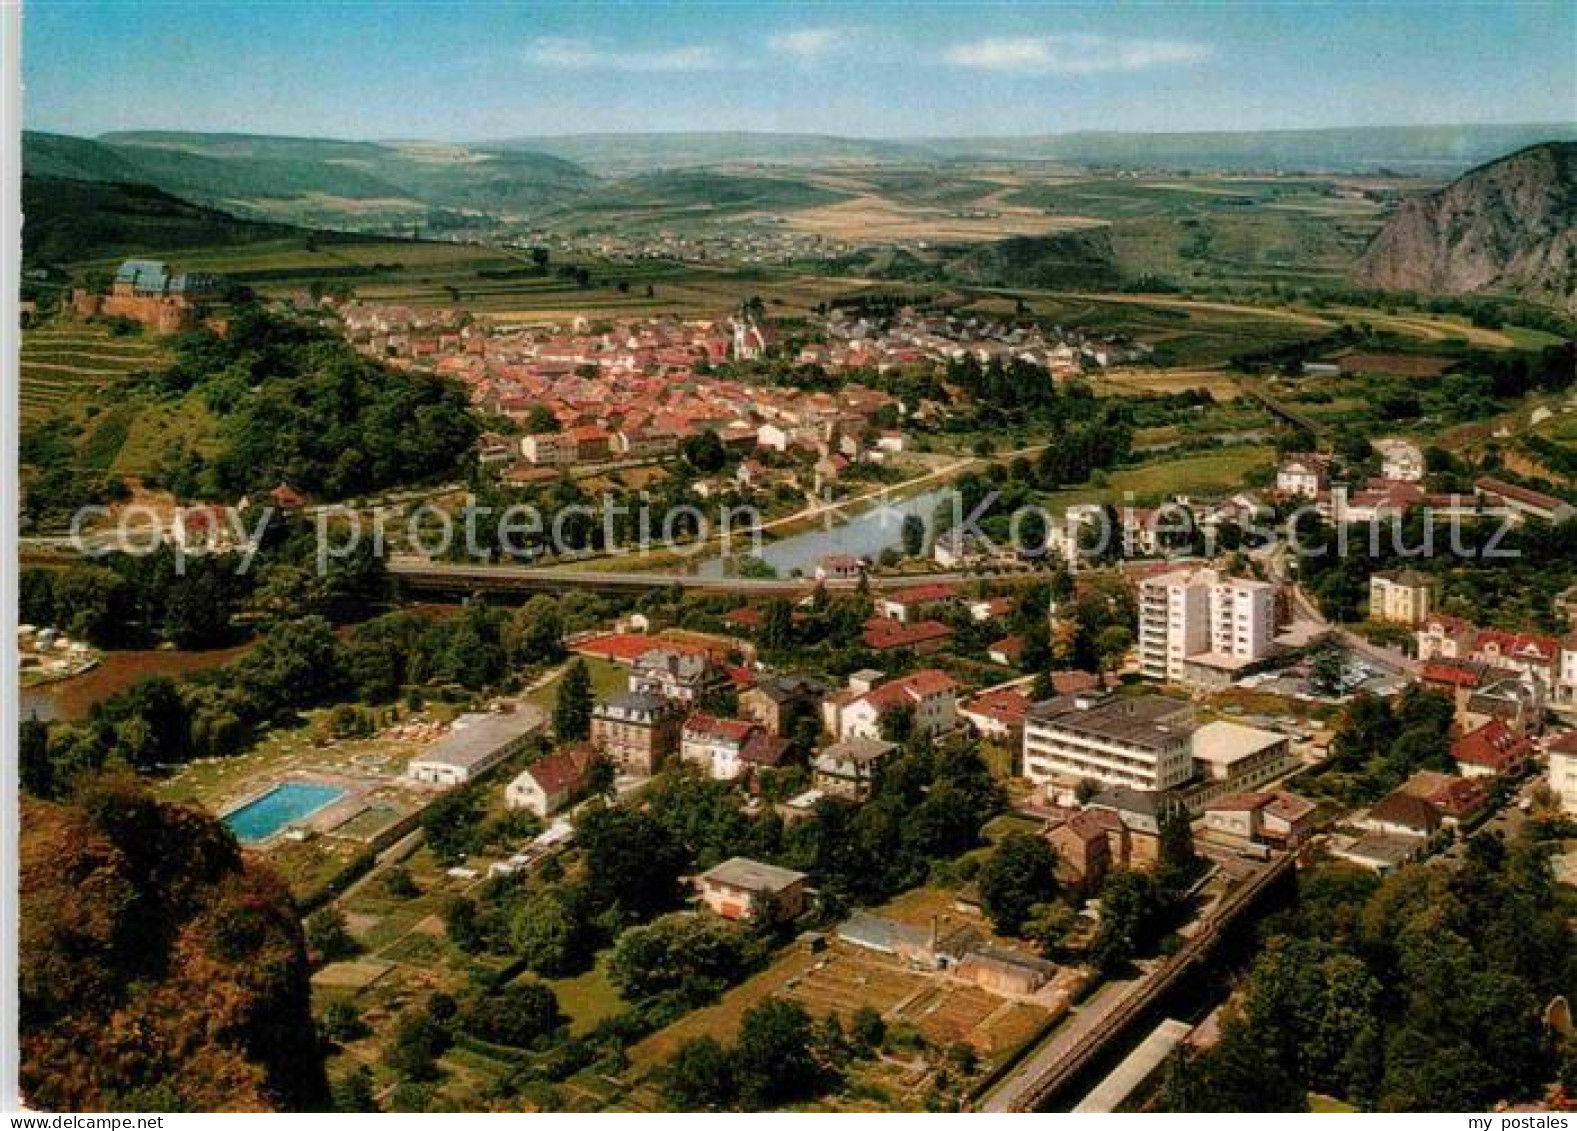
[219,770,409,847]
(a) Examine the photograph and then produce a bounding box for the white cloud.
[525,36,729,73]
[944,34,1209,75]
[768,27,846,59]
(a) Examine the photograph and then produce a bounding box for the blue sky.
[23,1,1577,140]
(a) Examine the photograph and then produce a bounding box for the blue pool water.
[224,782,345,843]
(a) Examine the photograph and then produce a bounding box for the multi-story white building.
[1549,732,1577,814]
[1275,453,1332,499]
[1369,569,1434,626]
[1138,568,1276,685]
[1559,636,1577,707]
[1374,438,1425,483]
[825,669,958,741]
[680,714,758,781]
[1022,693,1197,793]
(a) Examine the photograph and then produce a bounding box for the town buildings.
[695,857,810,922]
[1137,567,1277,686]
[591,692,682,776]
[505,745,598,817]
[1369,569,1434,626]
[1549,731,1577,814]
[823,669,959,741]
[813,738,899,801]
[680,714,759,781]
[630,647,726,704]
[406,710,542,787]
[1022,693,1197,793]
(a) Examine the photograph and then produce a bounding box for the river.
[19,643,251,723]
[699,487,952,578]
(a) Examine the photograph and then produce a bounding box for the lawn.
[1028,445,1276,516]
[526,657,629,712]
[542,959,628,1036]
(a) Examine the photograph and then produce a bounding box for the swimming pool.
[224,782,346,843]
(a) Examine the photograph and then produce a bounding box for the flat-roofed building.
[1369,569,1434,626]
[1180,720,1295,811]
[1138,567,1276,686]
[695,857,809,922]
[1022,693,1196,793]
[407,709,543,788]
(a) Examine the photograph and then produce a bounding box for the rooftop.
[700,856,808,893]
[1191,720,1288,767]
[417,710,540,770]
[1027,693,1195,751]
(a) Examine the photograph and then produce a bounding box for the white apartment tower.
[1139,568,1276,685]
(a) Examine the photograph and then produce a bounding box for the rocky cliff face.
[1354,142,1577,313]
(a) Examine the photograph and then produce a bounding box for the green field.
[20,325,171,422]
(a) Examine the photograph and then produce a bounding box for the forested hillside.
[20,775,328,1111]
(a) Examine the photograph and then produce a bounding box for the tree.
[305,907,361,963]
[607,913,753,1003]
[507,595,564,665]
[508,889,589,977]
[421,783,486,865]
[661,1036,736,1111]
[460,980,564,1049]
[1023,901,1078,957]
[1156,809,1200,894]
[331,1066,379,1113]
[384,1008,450,1082]
[878,704,915,745]
[681,430,727,474]
[553,659,594,742]
[1090,869,1159,974]
[1094,625,1134,672]
[849,1006,886,1056]
[733,999,825,1109]
[574,805,689,921]
[1309,638,1347,698]
[759,598,796,654]
[901,513,926,558]
[978,833,1060,936]
[20,717,51,799]
[321,999,368,1043]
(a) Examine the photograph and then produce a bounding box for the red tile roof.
[1451,720,1533,773]
[683,713,757,744]
[526,745,596,795]
[884,583,959,607]
[963,687,1030,727]
[1420,659,1488,689]
[863,618,953,651]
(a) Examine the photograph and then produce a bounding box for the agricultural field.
[19,323,170,422]
[615,884,1074,1112]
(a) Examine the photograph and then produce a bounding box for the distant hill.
[922,123,1577,173]
[25,130,597,226]
[534,168,853,228]
[942,229,1119,290]
[23,175,301,265]
[1353,142,1577,313]
[487,131,932,176]
[492,123,1576,175]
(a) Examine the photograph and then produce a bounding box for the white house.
[1374,438,1424,483]
[504,746,597,817]
[826,668,959,741]
[680,714,759,781]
